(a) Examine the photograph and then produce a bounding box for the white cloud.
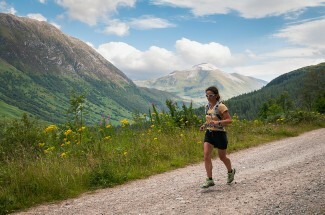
[0,1,17,14]
[104,20,129,36]
[55,0,136,25]
[175,38,232,66]
[96,38,233,80]
[274,18,325,52]
[39,0,46,3]
[27,13,47,22]
[97,42,178,80]
[129,16,176,29]
[152,0,325,18]
[261,47,321,58]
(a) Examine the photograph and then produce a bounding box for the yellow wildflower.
[78,126,86,132]
[65,129,72,136]
[38,143,45,148]
[106,124,112,128]
[60,152,67,158]
[61,143,65,147]
[180,133,184,137]
[123,151,128,156]
[154,137,158,141]
[104,136,111,140]
[44,125,57,133]
[150,124,155,128]
[66,141,71,145]
[120,119,129,126]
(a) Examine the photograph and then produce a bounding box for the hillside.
[225,62,325,119]
[0,13,181,124]
[134,63,268,105]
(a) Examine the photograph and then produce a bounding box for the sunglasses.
[206,94,216,98]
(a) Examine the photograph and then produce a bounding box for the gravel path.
[15,128,325,215]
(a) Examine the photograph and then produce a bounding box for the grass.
[0,113,324,214]
[0,101,26,119]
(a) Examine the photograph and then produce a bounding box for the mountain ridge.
[0,13,182,124]
[134,63,268,105]
[225,62,325,119]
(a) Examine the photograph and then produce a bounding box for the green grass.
[0,114,324,214]
[0,100,26,119]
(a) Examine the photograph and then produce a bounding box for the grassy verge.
[0,116,324,214]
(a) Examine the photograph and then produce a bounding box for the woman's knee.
[219,155,228,162]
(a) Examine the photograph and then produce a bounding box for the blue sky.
[1,0,325,81]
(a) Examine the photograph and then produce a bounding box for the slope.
[225,62,325,119]
[0,13,181,124]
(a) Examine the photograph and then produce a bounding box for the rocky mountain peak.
[192,63,219,71]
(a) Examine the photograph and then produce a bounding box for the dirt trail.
[15,128,325,215]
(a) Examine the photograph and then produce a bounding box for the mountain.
[134,63,268,105]
[225,62,325,119]
[0,13,181,124]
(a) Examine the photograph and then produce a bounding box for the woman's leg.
[203,142,214,178]
[218,149,232,172]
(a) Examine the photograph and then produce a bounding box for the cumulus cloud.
[96,38,233,80]
[175,38,231,66]
[152,0,325,18]
[39,0,46,3]
[97,42,178,79]
[0,0,16,14]
[274,18,325,52]
[129,16,176,29]
[55,0,136,25]
[104,20,130,36]
[27,13,47,21]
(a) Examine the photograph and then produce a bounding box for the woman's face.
[206,90,217,102]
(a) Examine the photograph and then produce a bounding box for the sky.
[1,0,325,82]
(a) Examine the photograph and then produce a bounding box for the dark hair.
[205,86,220,101]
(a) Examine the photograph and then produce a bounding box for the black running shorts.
[204,130,228,150]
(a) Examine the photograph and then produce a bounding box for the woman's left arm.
[220,110,232,126]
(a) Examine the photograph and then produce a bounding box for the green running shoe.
[201,178,215,188]
[227,168,236,184]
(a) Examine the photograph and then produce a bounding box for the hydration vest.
[205,101,225,130]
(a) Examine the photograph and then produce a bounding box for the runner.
[199,86,235,188]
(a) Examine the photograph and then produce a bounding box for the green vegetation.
[0,57,181,125]
[226,62,325,119]
[0,97,324,214]
[0,100,25,119]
